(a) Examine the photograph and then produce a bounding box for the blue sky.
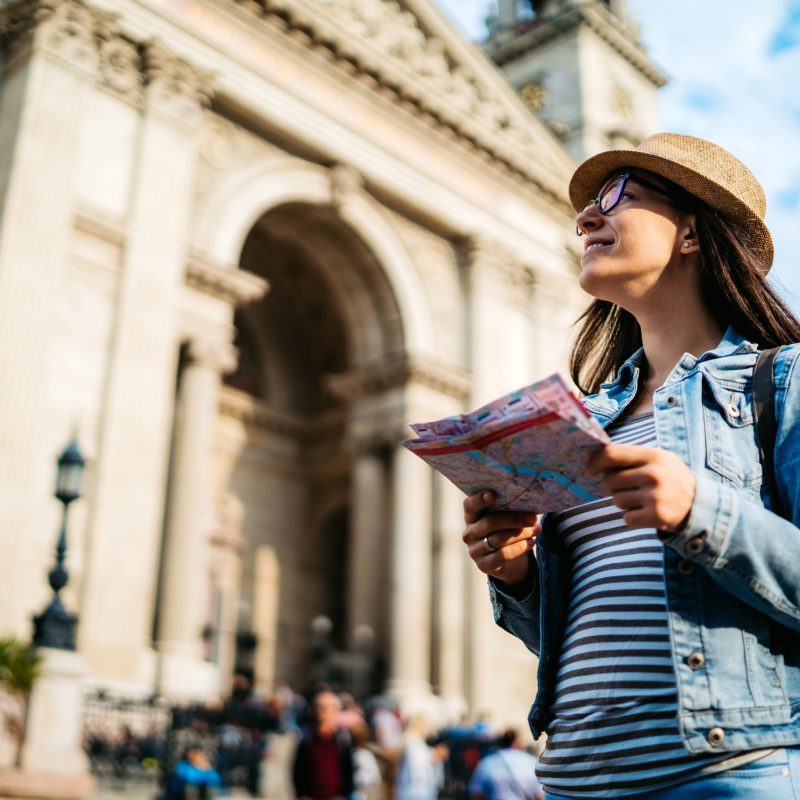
[433,0,800,308]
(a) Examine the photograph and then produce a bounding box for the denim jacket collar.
[599,326,758,394]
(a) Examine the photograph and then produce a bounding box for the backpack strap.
[753,346,785,518]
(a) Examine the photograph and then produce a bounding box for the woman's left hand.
[587,444,697,533]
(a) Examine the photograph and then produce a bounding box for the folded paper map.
[402,374,611,512]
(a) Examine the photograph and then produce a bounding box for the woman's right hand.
[462,491,540,586]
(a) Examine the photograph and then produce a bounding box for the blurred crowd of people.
[291,684,544,800]
[83,675,544,800]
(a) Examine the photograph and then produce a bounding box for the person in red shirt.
[292,689,355,800]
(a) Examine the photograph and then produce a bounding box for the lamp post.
[32,437,86,650]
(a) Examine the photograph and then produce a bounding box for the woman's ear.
[679,215,700,255]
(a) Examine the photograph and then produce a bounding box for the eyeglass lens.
[597,174,627,213]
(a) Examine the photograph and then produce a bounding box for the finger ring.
[483,535,498,553]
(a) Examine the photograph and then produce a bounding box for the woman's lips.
[583,240,613,256]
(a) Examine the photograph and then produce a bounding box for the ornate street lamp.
[32,437,86,650]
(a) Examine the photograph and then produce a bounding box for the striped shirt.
[536,412,756,797]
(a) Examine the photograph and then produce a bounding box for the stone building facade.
[0,0,662,724]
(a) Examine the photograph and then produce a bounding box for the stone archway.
[215,199,406,695]
[183,156,473,714]
[191,158,435,357]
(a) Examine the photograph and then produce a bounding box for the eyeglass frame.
[575,170,676,236]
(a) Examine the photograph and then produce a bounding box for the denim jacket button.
[686,652,706,670]
[665,395,679,407]
[686,536,706,555]
[707,727,725,746]
[678,560,695,576]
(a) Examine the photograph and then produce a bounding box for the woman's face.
[575,170,692,309]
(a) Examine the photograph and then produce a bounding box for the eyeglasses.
[576,171,675,236]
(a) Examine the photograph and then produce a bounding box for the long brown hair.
[570,196,800,395]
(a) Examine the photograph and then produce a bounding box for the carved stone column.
[0,0,102,632]
[432,474,468,721]
[346,440,389,653]
[78,41,215,684]
[327,355,470,715]
[386,442,434,707]
[156,339,236,691]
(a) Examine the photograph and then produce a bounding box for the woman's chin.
[577,267,609,298]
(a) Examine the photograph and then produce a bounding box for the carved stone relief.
[193,112,285,212]
[330,163,365,211]
[230,0,569,197]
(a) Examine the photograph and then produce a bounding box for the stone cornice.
[73,203,126,246]
[224,0,573,204]
[185,252,269,306]
[486,0,667,88]
[325,353,472,402]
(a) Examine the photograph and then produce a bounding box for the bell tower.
[485,0,666,163]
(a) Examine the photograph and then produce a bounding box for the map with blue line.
[402,374,611,513]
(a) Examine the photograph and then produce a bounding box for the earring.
[682,242,691,249]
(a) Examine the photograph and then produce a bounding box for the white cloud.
[627,0,800,306]
[433,0,800,307]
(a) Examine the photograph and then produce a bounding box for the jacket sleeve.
[487,552,541,655]
[660,345,800,633]
[291,736,308,796]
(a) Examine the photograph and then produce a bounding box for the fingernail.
[482,492,493,502]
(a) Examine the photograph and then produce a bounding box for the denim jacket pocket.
[702,374,763,492]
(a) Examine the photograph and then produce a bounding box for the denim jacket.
[489,328,800,754]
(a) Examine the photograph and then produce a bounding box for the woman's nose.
[575,202,602,236]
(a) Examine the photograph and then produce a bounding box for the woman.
[462,133,800,798]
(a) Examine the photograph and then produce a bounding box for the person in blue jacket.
[462,133,800,799]
[167,745,222,800]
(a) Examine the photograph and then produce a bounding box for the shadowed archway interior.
[219,202,403,692]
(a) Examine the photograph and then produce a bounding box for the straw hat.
[568,132,774,268]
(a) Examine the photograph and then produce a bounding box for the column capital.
[1,0,104,76]
[0,2,214,118]
[461,234,536,305]
[345,429,399,460]
[142,40,214,125]
[95,21,143,105]
[186,252,269,306]
[185,338,238,375]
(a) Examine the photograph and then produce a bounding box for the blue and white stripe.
[536,413,735,796]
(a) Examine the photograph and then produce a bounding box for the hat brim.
[569,149,774,269]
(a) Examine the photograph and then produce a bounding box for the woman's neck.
[638,311,724,390]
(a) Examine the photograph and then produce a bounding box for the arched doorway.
[217,201,403,695]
